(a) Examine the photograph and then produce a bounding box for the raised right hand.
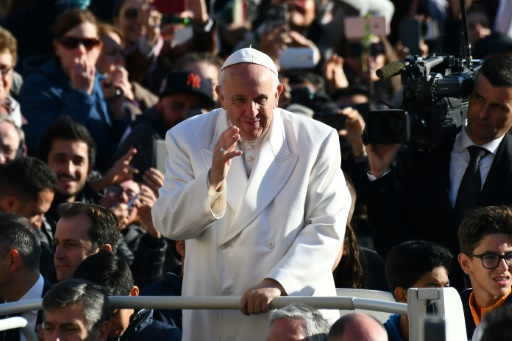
[209,126,243,191]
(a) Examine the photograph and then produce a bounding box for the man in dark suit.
[0,213,52,341]
[363,55,512,290]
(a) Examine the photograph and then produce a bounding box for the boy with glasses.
[458,205,512,339]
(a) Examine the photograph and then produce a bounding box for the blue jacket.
[384,313,404,341]
[19,56,128,171]
[140,266,183,330]
[119,308,182,340]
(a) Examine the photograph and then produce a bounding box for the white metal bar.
[0,296,407,315]
[0,316,38,341]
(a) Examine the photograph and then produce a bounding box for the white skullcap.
[221,47,278,75]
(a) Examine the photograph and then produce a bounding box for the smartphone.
[131,139,156,183]
[265,3,289,32]
[173,26,193,45]
[344,16,387,40]
[154,0,186,14]
[400,18,422,55]
[279,47,319,70]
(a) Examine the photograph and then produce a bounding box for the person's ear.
[130,286,139,297]
[176,240,186,258]
[1,196,19,212]
[5,250,21,272]
[458,253,472,275]
[274,83,284,108]
[96,320,110,340]
[215,85,226,109]
[394,286,407,303]
[100,244,113,252]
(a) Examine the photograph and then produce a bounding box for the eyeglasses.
[0,65,13,76]
[105,186,138,201]
[470,252,512,269]
[123,8,138,20]
[58,37,101,51]
[342,43,385,58]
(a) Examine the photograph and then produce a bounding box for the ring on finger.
[220,147,227,154]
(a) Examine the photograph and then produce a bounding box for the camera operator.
[362,55,512,291]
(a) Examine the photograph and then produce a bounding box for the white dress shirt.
[17,274,44,341]
[449,127,504,207]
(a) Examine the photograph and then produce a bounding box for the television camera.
[361,0,482,151]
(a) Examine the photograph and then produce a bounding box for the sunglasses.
[58,37,101,51]
[123,8,138,20]
[343,43,385,58]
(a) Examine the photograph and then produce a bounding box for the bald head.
[328,313,388,341]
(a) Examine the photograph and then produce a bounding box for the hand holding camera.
[366,143,401,178]
[102,66,134,101]
[339,107,367,157]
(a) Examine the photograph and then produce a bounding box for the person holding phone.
[19,9,126,172]
[235,0,323,70]
[113,0,217,95]
[96,22,158,119]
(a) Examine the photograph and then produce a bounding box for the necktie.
[454,146,489,220]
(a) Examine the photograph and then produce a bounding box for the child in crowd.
[458,205,512,339]
[384,240,452,341]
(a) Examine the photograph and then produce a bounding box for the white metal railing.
[0,316,38,341]
[0,295,406,341]
[0,295,407,316]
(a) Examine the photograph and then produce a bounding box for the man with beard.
[38,115,139,233]
[38,116,102,232]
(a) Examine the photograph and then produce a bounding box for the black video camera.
[362,54,482,150]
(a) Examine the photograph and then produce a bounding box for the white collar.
[455,124,504,155]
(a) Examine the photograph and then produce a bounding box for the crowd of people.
[1,0,512,340]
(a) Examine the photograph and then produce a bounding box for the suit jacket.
[0,276,52,341]
[363,129,512,289]
[152,108,350,341]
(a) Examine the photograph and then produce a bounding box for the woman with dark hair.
[20,9,130,172]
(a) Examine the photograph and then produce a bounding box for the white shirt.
[449,127,503,207]
[17,274,44,341]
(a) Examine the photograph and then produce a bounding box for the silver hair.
[269,303,330,341]
[43,279,111,334]
[0,115,24,142]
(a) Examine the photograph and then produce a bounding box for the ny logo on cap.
[187,73,201,89]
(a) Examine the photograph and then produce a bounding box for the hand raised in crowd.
[366,143,402,178]
[324,53,349,91]
[101,65,134,101]
[240,278,285,316]
[69,56,96,94]
[187,0,210,25]
[138,167,164,198]
[90,147,138,192]
[259,24,290,62]
[339,107,366,157]
[209,126,243,191]
[139,0,162,45]
[134,183,160,238]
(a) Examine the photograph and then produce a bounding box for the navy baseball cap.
[159,71,215,108]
